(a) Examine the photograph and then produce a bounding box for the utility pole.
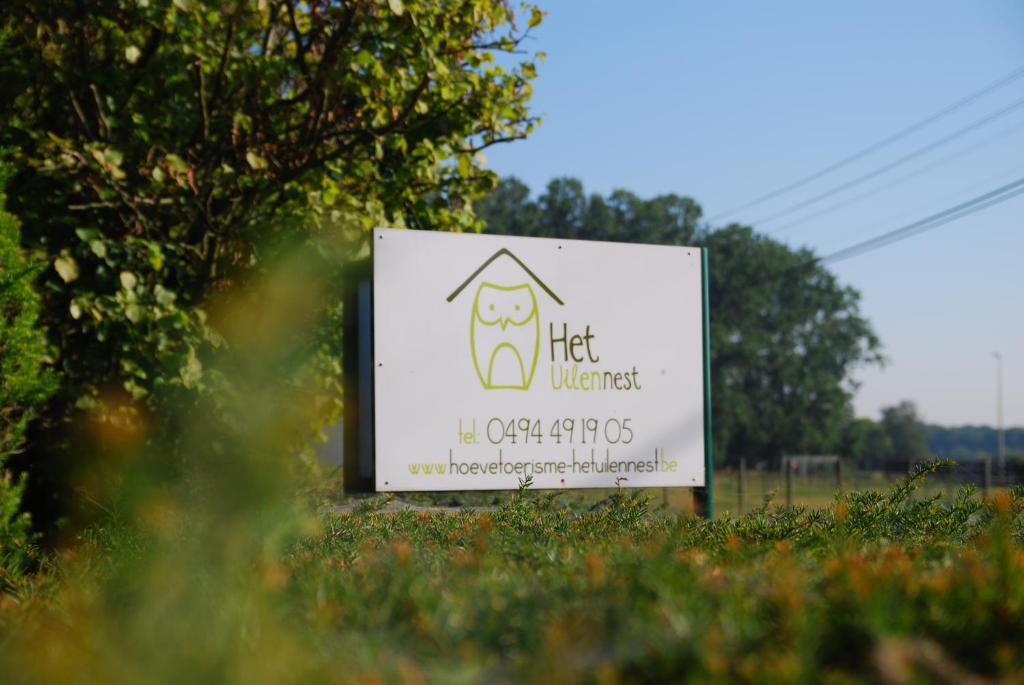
[994,352,1006,481]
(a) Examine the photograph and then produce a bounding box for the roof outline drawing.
[446,248,564,305]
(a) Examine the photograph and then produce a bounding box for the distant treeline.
[844,400,1022,470]
[927,425,1024,460]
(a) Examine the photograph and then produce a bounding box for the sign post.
[693,246,714,519]
[341,258,375,493]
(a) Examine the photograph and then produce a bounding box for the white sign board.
[373,228,706,491]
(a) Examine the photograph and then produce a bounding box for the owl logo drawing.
[447,248,563,390]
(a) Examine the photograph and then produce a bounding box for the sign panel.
[373,228,705,490]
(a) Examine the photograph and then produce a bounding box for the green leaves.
[163,154,187,174]
[245,151,268,170]
[89,147,126,180]
[53,253,79,283]
[153,284,176,307]
[125,303,143,324]
[180,346,203,388]
[457,154,473,178]
[353,49,375,69]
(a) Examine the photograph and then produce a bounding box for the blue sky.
[486,0,1024,428]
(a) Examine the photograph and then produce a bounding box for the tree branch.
[209,0,248,112]
[67,90,93,138]
[456,132,530,154]
[191,60,210,143]
[89,84,111,140]
[284,0,311,78]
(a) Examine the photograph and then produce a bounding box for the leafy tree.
[2,0,542,407]
[860,423,895,468]
[0,1,543,527]
[0,159,56,572]
[473,176,539,236]
[879,401,930,466]
[480,176,702,244]
[477,176,881,464]
[844,401,934,468]
[704,226,881,462]
[537,177,587,238]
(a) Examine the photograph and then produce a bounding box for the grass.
[359,465,987,518]
[1,462,1022,684]
[715,468,930,514]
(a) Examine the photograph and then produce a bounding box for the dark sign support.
[692,247,714,519]
[342,258,375,493]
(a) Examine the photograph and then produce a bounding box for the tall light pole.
[994,352,1005,480]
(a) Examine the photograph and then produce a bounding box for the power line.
[768,115,1024,238]
[750,94,1024,226]
[742,176,1024,288]
[819,175,1024,264]
[709,64,1024,222]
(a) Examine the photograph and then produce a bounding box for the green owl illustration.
[447,248,562,390]
[470,282,539,390]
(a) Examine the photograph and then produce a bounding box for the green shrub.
[0,0,543,432]
[1,464,1022,683]
[0,159,56,580]
[0,0,544,531]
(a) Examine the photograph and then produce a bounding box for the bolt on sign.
[372,228,707,491]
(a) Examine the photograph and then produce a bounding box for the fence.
[714,457,1022,515]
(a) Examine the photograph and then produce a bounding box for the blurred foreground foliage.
[0,158,57,581]
[1,462,1022,684]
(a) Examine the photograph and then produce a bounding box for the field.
[1,462,1022,684]
[395,465,989,516]
[711,466,991,514]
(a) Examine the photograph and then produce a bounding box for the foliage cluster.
[0,0,543,528]
[1,464,1023,684]
[0,159,56,580]
[843,401,931,469]
[1,0,543,388]
[478,177,883,464]
[479,176,704,244]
